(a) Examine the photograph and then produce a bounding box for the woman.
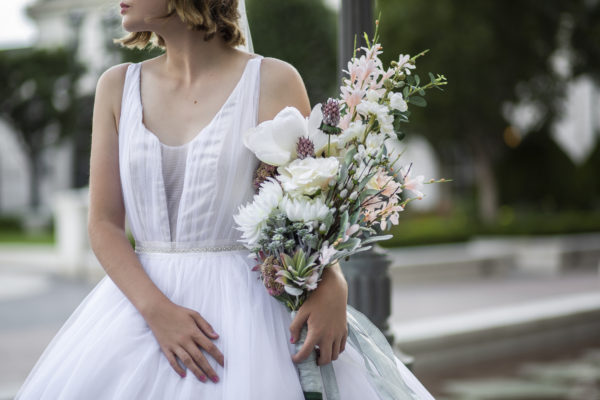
[15,0,436,398]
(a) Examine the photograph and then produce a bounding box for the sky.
[0,0,37,48]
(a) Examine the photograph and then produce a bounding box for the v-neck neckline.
[137,56,257,149]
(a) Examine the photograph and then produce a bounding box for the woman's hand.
[289,262,348,366]
[143,299,224,383]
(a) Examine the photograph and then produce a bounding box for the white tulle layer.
[15,250,432,400]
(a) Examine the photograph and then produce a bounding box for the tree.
[375,0,600,223]
[0,47,86,210]
[246,0,338,105]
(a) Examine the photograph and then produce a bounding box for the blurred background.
[0,0,599,399]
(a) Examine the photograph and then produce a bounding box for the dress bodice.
[118,56,262,250]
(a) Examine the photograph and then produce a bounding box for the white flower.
[401,166,425,198]
[280,194,331,222]
[365,133,386,155]
[389,92,408,112]
[397,54,416,75]
[277,156,340,197]
[356,100,388,119]
[338,121,366,147]
[233,177,283,247]
[366,89,383,103]
[242,106,332,166]
[377,112,395,136]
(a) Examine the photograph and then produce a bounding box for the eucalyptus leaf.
[336,237,361,251]
[361,234,393,245]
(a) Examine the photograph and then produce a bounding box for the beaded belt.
[134,240,247,254]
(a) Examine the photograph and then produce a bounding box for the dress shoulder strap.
[244,55,264,126]
[118,62,142,135]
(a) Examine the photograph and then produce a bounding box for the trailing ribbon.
[319,305,421,400]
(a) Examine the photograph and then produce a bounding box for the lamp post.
[338,0,374,85]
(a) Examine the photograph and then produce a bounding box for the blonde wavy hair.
[114,0,246,50]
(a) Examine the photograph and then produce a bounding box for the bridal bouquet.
[233,23,447,400]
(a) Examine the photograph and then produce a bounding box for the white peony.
[280,194,331,222]
[389,92,408,112]
[242,105,334,166]
[276,156,340,197]
[233,177,283,247]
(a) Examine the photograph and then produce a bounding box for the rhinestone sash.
[134,240,247,254]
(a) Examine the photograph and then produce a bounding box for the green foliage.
[380,207,600,248]
[497,131,600,210]
[246,0,338,105]
[375,0,600,217]
[0,46,89,208]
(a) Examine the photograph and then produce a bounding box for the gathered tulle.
[15,250,405,399]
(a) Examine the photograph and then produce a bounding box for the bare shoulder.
[94,62,133,131]
[258,57,311,122]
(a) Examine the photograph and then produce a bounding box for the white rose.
[389,92,408,112]
[276,157,340,197]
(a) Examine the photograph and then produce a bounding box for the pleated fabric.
[14,55,436,399]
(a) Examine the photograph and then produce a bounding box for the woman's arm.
[257,58,349,366]
[87,65,223,383]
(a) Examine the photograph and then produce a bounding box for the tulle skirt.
[15,249,434,399]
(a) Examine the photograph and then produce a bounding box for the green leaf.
[429,72,435,83]
[415,74,420,86]
[408,96,427,107]
[336,237,361,251]
[361,234,393,245]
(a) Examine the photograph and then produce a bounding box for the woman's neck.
[154,19,238,85]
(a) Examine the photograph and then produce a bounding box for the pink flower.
[402,167,425,199]
[340,86,365,113]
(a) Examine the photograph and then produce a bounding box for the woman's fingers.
[190,311,219,339]
[317,338,333,366]
[331,338,340,361]
[193,333,225,367]
[174,347,208,382]
[165,348,186,378]
[340,334,347,354]
[184,341,220,383]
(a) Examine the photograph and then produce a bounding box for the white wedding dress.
[15,55,436,400]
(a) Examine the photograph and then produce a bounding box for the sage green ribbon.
[319,305,421,400]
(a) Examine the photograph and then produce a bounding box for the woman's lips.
[120,2,130,14]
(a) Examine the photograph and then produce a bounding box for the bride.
[15,0,436,398]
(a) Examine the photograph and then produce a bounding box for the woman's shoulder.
[93,62,136,132]
[258,56,303,87]
[256,56,311,121]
